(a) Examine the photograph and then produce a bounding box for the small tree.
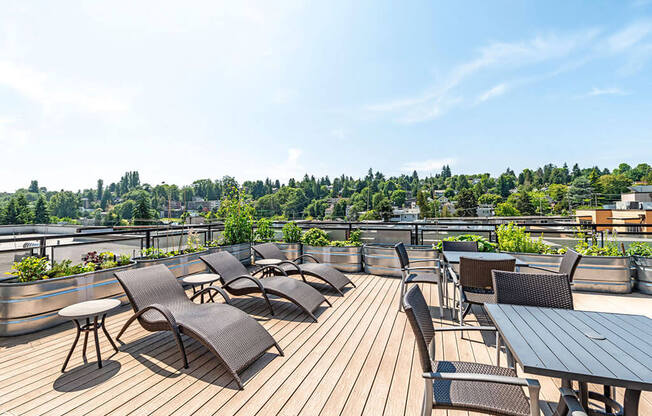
[515,191,535,215]
[33,195,50,224]
[377,199,393,221]
[495,202,520,216]
[455,189,478,217]
[133,196,152,225]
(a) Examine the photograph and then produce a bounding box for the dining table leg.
[553,379,573,416]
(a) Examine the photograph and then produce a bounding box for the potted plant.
[274,221,303,261]
[0,252,135,336]
[301,228,362,272]
[434,234,497,253]
[627,242,652,295]
[496,223,632,294]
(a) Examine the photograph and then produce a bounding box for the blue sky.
[1,1,651,192]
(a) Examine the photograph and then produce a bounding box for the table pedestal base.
[61,314,119,372]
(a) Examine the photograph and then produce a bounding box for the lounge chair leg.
[174,333,189,369]
[324,298,332,307]
[116,313,140,342]
[349,281,356,288]
[275,342,285,356]
[309,312,318,322]
[232,372,245,390]
[262,292,275,316]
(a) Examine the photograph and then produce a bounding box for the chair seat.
[462,287,495,305]
[432,360,530,416]
[405,272,439,285]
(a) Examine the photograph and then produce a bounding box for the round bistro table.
[58,298,121,372]
[181,273,221,303]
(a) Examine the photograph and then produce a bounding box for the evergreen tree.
[33,195,50,224]
[97,179,104,201]
[4,198,19,224]
[515,191,535,215]
[455,189,478,217]
[28,180,39,193]
[16,194,32,224]
[133,196,152,225]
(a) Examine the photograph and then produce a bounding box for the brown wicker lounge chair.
[200,251,330,322]
[114,265,283,389]
[526,249,582,281]
[453,257,515,325]
[252,243,355,295]
[395,242,444,316]
[403,285,541,416]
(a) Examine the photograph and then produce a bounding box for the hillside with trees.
[1,162,650,225]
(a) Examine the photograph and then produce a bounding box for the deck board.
[1,273,650,416]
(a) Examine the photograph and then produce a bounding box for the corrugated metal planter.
[509,252,632,294]
[135,250,210,278]
[218,243,252,266]
[363,244,437,277]
[302,245,362,272]
[633,256,652,295]
[275,243,302,262]
[0,262,135,336]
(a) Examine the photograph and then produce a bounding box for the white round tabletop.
[58,299,121,319]
[181,273,221,285]
[256,258,282,266]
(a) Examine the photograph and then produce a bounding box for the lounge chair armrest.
[252,265,289,277]
[133,304,179,332]
[190,286,231,304]
[277,260,302,273]
[293,254,320,263]
[225,275,267,293]
[434,326,497,333]
[559,388,588,416]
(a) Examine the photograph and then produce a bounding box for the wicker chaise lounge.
[200,251,330,322]
[252,242,355,295]
[114,265,283,389]
[403,285,542,416]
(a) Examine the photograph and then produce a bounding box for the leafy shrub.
[82,251,133,269]
[7,256,50,282]
[627,242,652,257]
[255,218,275,242]
[435,234,497,252]
[496,223,557,254]
[185,229,205,253]
[329,229,363,247]
[282,221,302,243]
[302,228,330,246]
[141,247,172,259]
[221,188,254,245]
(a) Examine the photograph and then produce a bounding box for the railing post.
[414,224,419,245]
[39,236,47,258]
[145,230,151,249]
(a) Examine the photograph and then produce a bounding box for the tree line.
[0,162,650,225]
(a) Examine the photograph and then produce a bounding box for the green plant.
[302,228,330,246]
[141,247,171,259]
[496,223,556,254]
[185,229,205,253]
[348,229,362,245]
[627,242,652,257]
[282,221,302,243]
[221,188,254,245]
[7,256,50,282]
[118,254,132,266]
[255,217,274,242]
[100,260,118,269]
[435,234,497,252]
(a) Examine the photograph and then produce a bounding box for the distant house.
[391,208,420,222]
[576,185,652,232]
[476,204,494,217]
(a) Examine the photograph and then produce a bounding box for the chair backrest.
[558,249,582,282]
[394,242,410,270]
[459,257,515,290]
[200,251,250,285]
[252,243,288,261]
[442,240,478,252]
[114,264,188,312]
[402,286,434,373]
[492,270,574,309]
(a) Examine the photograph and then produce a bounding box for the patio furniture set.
[57,244,355,390]
[395,240,652,416]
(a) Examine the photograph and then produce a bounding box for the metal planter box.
[363,244,437,277]
[135,250,210,278]
[275,243,302,262]
[0,263,135,336]
[633,256,652,295]
[218,243,252,266]
[302,245,362,272]
[510,252,632,294]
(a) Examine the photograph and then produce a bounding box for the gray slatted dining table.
[442,251,528,268]
[485,303,652,416]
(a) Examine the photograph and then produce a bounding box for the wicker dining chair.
[403,286,541,416]
[441,240,479,252]
[527,249,582,282]
[454,257,515,326]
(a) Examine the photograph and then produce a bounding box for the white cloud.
[606,20,652,52]
[401,158,455,174]
[576,87,629,98]
[0,60,133,116]
[477,83,508,103]
[366,29,599,123]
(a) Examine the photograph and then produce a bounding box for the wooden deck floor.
[0,273,650,416]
